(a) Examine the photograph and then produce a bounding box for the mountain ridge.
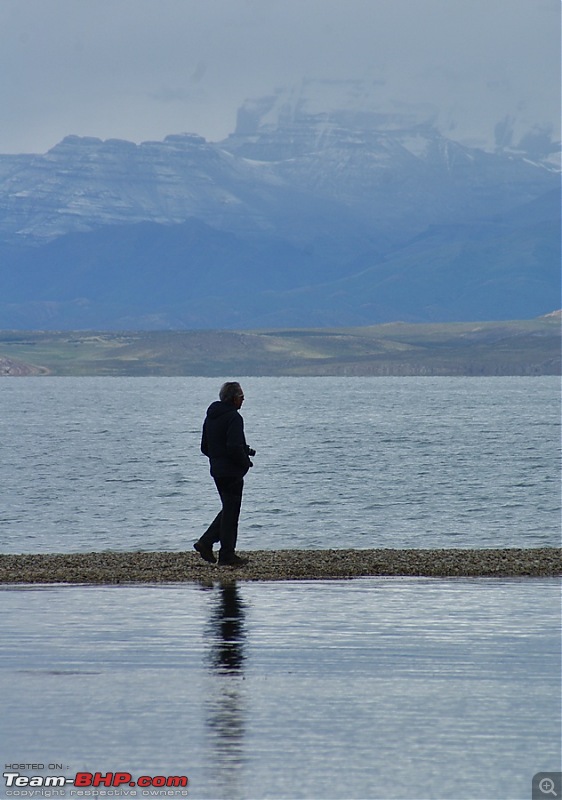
[0,82,559,330]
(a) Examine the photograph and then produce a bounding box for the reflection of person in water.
[209,582,247,672]
[202,581,248,793]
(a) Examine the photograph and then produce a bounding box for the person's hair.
[219,382,243,403]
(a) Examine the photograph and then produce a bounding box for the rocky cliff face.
[0,82,558,329]
[0,133,282,244]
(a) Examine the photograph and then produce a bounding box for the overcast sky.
[0,0,559,154]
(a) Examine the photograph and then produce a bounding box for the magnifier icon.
[540,778,558,796]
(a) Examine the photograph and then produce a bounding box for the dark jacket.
[201,401,253,478]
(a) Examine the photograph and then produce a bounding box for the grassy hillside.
[0,315,559,377]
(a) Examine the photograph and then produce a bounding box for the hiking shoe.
[194,541,216,564]
[217,554,249,567]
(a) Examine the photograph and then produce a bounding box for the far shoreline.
[0,316,559,377]
[0,548,560,584]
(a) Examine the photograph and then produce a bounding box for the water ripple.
[0,376,559,553]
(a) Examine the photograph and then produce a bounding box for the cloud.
[0,0,559,153]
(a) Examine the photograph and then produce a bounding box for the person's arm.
[201,422,209,457]
[226,415,252,469]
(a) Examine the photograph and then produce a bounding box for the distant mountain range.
[0,80,559,330]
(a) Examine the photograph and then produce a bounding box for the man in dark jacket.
[194,382,255,567]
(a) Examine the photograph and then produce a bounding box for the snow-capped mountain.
[0,133,282,244]
[0,81,558,329]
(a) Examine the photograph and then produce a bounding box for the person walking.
[194,382,255,567]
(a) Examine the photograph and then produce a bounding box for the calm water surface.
[0,376,559,553]
[1,578,560,800]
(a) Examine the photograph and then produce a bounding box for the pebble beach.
[0,548,560,584]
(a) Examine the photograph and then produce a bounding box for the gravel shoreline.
[0,548,560,584]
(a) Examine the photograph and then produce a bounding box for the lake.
[0,376,560,799]
[1,577,560,800]
[0,376,559,553]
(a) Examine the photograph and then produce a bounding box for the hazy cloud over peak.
[0,0,559,155]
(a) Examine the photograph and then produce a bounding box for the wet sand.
[0,548,560,584]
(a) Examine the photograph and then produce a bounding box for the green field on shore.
[0,315,559,377]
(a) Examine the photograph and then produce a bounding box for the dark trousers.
[200,476,244,561]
